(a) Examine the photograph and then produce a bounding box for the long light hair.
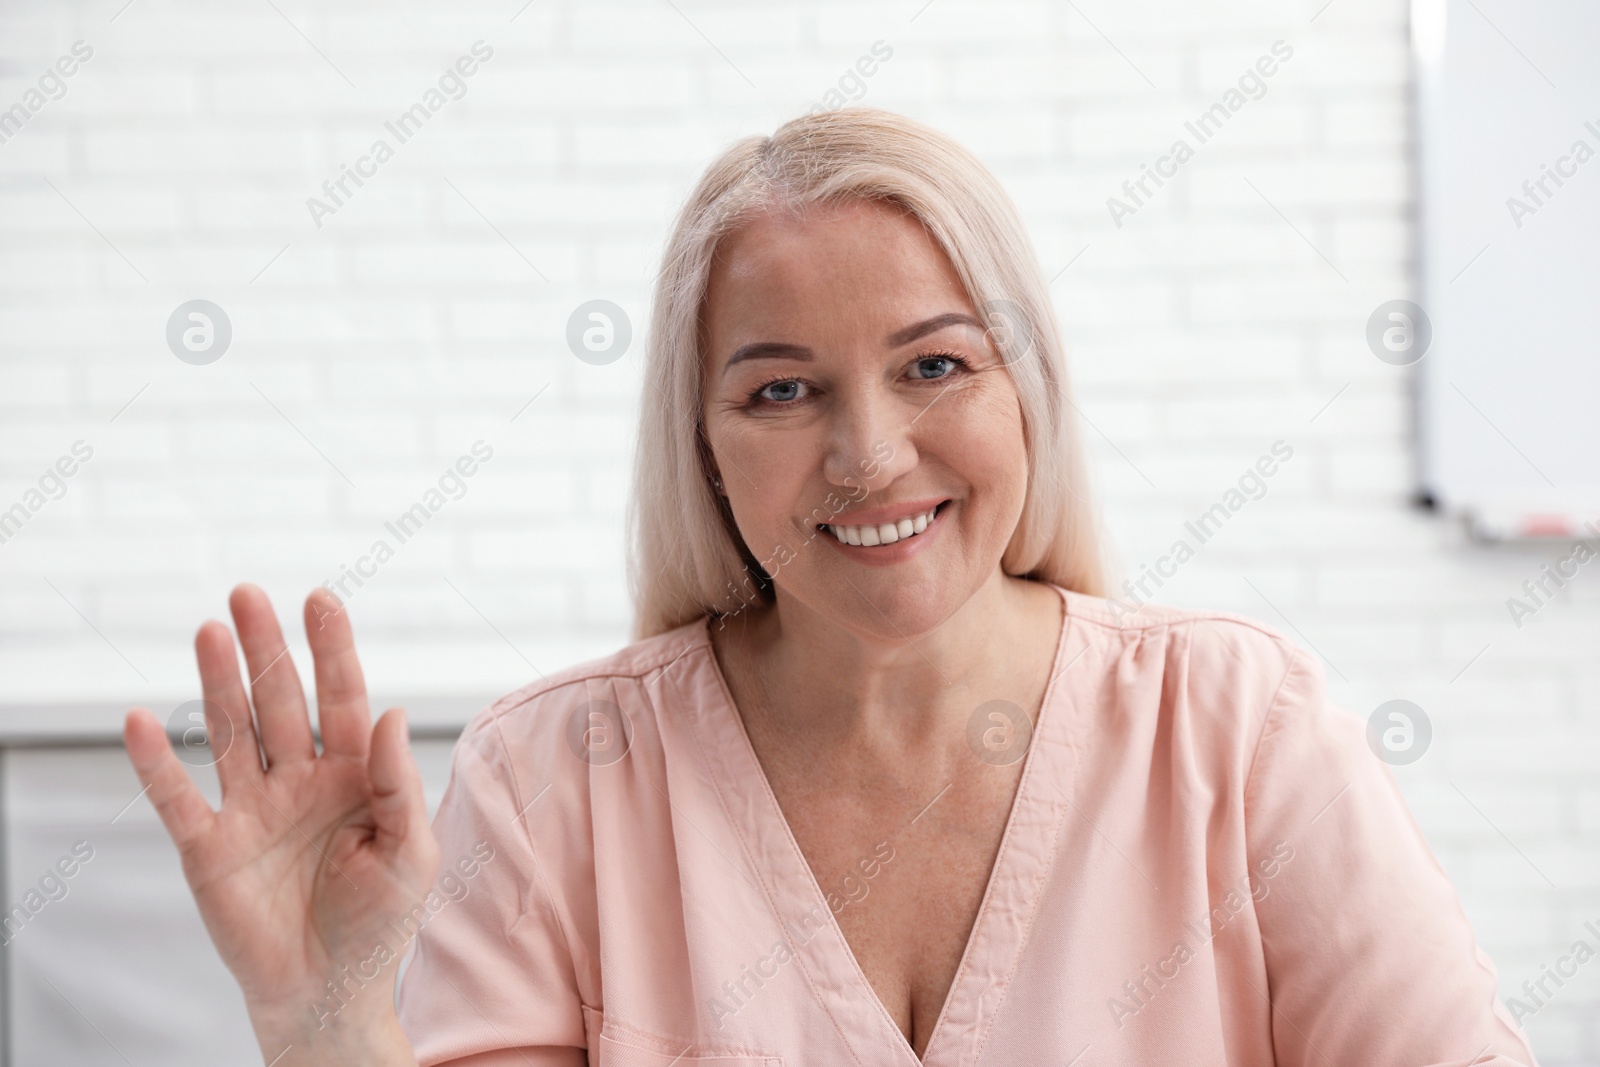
[626,106,1104,639]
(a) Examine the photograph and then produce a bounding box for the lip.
[821,496,951,527]
[817,500,950,567]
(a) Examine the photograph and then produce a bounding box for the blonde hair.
[626,106,1104,639]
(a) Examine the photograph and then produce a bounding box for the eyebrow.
[721,312,985,374]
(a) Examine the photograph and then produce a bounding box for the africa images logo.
[1106,40,1294,228]
[305,41,494,228]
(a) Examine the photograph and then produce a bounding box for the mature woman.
[123,109,1535,1066]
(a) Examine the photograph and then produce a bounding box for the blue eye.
[911,352,969,379]
[756,379,803,403]
[745,351,971,408]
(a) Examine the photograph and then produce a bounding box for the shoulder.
[1058,588,1322,754]
[450,615,711,774]
[1065,587,1303,673]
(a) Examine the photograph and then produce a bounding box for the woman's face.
[700,197,1032,639]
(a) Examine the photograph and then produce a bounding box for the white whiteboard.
[1415,0,1600,540]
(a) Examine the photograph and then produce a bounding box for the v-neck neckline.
[687,582,1078,1067]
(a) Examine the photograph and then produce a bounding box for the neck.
[713,571,1060,753]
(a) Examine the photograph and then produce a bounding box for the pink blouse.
[394,583,1538,1066]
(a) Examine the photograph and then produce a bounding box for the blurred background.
[1,0,1597,1062]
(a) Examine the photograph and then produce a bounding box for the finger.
[368,708,434,870]
[305,587,372,762]
[194,619,266,798]
[124,708,217,856]
[230,583,315,767]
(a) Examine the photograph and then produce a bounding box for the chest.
[763,758,1026,1057]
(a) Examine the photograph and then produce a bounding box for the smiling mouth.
[818,501,948,546]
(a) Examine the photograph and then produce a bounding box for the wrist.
[248,972,414,1066]
[250,1010,415,1067]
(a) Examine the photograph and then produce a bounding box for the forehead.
[703,199,971,340]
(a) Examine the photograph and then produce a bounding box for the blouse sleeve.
[395,714,589,1067]
[1242,647,1539,1067]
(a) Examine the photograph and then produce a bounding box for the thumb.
[368,708,432,867]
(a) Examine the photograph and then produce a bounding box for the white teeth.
[821,505,942,547]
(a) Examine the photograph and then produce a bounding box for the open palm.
[123,584,440,1035]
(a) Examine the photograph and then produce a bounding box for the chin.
[802,567,975,641]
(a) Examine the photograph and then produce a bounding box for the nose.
[821,389,919,495]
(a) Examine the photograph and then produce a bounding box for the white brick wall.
[1,0,1595,1061]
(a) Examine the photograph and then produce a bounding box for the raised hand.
[123,584,438,1064]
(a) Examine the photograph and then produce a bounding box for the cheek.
[715,422,817,546]
[937,385,1028,497]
